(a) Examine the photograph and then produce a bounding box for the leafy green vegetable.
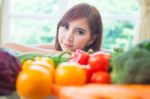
[111,40,150,84]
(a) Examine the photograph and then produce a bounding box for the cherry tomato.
[90,71,111,84]
[88,52,111,72]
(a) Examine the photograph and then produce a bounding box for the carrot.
[54,84,150,99]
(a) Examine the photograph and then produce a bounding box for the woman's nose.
[65,30,73,42]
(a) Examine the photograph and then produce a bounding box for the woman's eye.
[76,31,84,35]
[62,24,69,30]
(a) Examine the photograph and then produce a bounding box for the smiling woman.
[58,18,93,51]
[55,3,103,52]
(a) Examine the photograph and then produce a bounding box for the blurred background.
[0,0,139,50]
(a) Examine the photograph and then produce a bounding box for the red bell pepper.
[73,49,90,65]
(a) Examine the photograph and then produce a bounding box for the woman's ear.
[87,34,97,46]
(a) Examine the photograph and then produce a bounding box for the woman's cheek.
[74,38,88,50]
[58,33,62,43]
[58,28,65,43]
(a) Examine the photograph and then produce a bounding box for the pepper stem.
[87,49,93,54]
[58,50,72,59]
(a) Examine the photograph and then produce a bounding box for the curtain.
[0,0,10,45]
[0,0,2,44]
[133,0,150,44]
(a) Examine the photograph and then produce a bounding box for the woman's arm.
[1,43,58,54]
[33,43,55,50]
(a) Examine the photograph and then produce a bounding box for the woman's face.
[58,18,92,52]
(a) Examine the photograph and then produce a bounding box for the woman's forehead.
[68,18,90,30]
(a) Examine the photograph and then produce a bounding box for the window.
[9,0,61,44]
[7,0,139,49]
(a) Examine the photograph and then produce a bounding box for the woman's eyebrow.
[62,22,69,26]
[75,27,86,32]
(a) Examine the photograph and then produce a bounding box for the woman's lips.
[64,43,73,48]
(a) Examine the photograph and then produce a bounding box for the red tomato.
[73,49,89,65]
[90,71,111,84]
[88,52,111,72]
[82,65,94,83]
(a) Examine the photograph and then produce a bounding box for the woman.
[55,3,102,52]
[3,3,103,53]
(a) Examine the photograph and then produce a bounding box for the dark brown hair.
[55,3,103,52]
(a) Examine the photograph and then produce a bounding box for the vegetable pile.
[1,39,150,98]
[15,49,111,98]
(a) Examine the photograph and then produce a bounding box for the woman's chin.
[62,47,73,52]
